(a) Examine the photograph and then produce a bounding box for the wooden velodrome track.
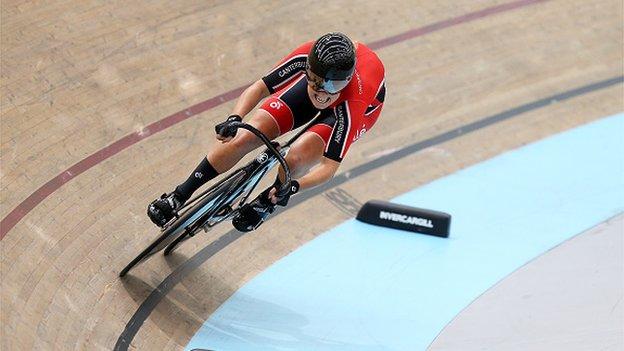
[1,0,622,349]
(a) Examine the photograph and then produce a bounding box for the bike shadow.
[120,253,237,347]
[163,249,242,309]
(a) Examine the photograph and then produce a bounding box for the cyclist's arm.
[231,79,270,118]
[296,157,341,191]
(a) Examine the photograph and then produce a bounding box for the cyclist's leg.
[207,109,280,173]
[171,109,279,201]
[280,130,326,179]
[276,113,334,182]
[175,77,315,203]
[231,128,327,232]
[149,108,283,226]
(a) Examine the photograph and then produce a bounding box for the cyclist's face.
[306,70,341,109]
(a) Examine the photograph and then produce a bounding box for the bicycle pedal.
[159,213,179,231]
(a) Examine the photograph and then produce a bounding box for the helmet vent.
[313,32,355,71]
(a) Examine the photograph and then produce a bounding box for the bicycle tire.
[119,169,246,277]
[163,230,191,256]
[118,228,187,277]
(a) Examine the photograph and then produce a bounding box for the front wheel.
[119,170,246,277]
[163,231,191,256]
[119,226,189,277]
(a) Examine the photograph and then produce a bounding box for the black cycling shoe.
[232,191,275,232]
[147,192,183,227]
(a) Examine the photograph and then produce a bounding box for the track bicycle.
[119,117,319,277]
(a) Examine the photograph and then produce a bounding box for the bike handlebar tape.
[356,200,451,238]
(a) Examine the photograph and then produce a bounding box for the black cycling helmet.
[306,32,356,94]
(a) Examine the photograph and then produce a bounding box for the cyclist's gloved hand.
[269,180,300,206]
[215,115,242,141]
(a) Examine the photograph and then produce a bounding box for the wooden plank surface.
[1,0,622,349]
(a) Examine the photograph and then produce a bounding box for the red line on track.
[0,0,547,239]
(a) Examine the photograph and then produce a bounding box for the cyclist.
[148,32,386,232]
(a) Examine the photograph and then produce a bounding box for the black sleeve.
[261,55,308,94]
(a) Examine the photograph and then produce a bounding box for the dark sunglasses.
[305,69,351,94]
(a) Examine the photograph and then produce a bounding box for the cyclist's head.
[306,32,356,94]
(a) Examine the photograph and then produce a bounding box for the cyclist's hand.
[215,115,242,142]
[268,180,300,206]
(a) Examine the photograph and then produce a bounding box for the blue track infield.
[186,113,624,351]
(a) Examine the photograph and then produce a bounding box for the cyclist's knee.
[286,153,304,172]
[228,131,260,155]
[248,109,280,139]
[287,135,324,169]
[285,151,317,177]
